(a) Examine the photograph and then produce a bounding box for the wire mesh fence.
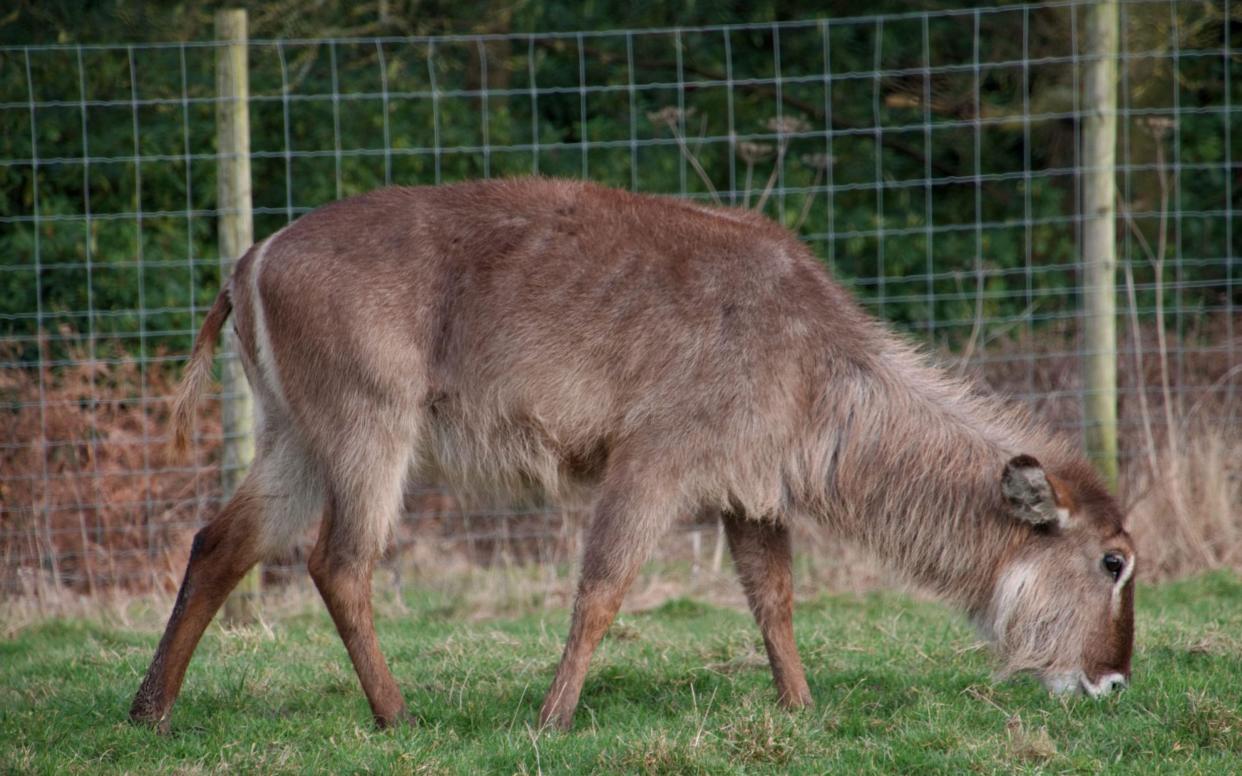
[2,0,1238,603]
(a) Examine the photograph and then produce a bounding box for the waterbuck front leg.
[721,511,813,709]
[308,486,410,729]
[130,479,264,732]
[539,481,673,731]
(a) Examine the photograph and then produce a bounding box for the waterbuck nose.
[1082,672,1127,698]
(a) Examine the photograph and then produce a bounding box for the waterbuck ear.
[1001,455,1067,528]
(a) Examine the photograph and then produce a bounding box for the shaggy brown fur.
[132,178,1136,732]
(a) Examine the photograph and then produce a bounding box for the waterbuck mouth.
[1043,671,1128,698]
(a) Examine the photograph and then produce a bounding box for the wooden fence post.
[216,9,259,622]
[1082,0,1119,489]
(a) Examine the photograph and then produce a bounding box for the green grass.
[3,572,1241,774]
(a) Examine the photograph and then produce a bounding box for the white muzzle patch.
[1044,671,1126,698]
[1080,672,1127,698]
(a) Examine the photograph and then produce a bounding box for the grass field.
[2,570,1241,774]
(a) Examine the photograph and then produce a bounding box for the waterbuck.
[131,178,1135,733]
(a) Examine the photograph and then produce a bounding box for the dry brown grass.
[0,337,215,599]
[1004,714,1058,763]
[1125,416,1242,579]
[2,318,1238,614]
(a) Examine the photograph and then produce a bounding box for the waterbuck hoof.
[537,708,575,733]
[373,708,417,730]
[128,707,172,735]
[777,689,814,711]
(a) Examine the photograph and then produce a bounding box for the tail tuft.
[170,288,233,459]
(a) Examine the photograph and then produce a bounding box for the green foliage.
[0,1,1237,364]
[2,571,1241,773]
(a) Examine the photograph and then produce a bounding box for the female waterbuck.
[131,178,1135,733]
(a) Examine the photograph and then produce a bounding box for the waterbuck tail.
[170,286,233,458]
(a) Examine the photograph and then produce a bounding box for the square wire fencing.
[1,0,1238,605]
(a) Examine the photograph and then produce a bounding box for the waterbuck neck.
[814,338,1064,609]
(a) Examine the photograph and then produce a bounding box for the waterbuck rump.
[130,177,1136,733]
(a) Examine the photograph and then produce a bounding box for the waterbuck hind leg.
[538,482,674,731]
[722,511,813,709]
[129,481,264,733]
[308,470,410,729]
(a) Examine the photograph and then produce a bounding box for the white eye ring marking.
[1110,553,1134,613]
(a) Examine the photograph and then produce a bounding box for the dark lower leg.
[130,491,262,732]
[538,488,661,731]
[722,512,812,709]
[538,578,632,730]
[308,530,408,728]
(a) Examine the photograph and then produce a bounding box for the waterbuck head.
[988,454,1135,697]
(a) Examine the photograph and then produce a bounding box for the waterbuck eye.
[1102,553,1126,581]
